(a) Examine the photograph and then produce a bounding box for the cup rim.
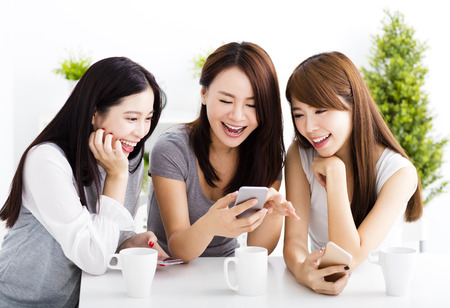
[380,246,417,254]
[120,247,158,256]
[236,246,268,254]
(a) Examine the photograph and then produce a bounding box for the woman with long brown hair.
[0,57,168,307]
[283,52,422,295]
[147,42,299,262]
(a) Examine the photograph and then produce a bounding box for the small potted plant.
[54,49,92,90]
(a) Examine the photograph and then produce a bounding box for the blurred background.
[1,0,448,252]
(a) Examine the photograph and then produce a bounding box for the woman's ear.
[91,110,98,126]
[201,87,207,105]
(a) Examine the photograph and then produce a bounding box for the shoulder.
[149,125,192,179]
[376,148,417,193]
[286,140,300,163]
[152,124,190,153]
[376,148,415,176]
[25,142,73,178]
[287,141,315,170]
[286,140,311,178]
[27,143,69,167]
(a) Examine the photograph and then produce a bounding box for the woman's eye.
[316,110,327,114]
[246,104,256,108]
[127,118,138,121]
[293,114,304,118]
[219,100,232,104]
[146,117,153,122]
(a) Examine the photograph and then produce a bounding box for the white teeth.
[120,140,138,147]
[312,134,330,143]
[223,123,245,133]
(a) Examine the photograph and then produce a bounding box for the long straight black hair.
[190,42,285,193]
[1,57,164,228]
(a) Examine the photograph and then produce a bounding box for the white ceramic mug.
[107,247,158,298]
[368,247,417,296]
[223,246,268,296]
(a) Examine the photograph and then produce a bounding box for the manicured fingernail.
[344,266,350,271]
[148,241,154,248]
[319,247,325,253]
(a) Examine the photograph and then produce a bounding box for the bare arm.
[312,155,418,269]
[329,166,417,268]
[152,175,267,262]
[283,141,311,276]
[284,142,349,295]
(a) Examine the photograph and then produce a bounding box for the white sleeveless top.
[298,146,417,252]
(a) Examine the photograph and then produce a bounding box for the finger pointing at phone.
[264,187,300,221]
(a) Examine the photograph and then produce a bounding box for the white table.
[80,253,449,308]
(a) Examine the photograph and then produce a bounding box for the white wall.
[0,1,14,208]
[3,0,449,250]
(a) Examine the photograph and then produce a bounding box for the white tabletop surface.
[80,253,449,308]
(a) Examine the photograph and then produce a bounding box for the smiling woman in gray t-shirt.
[146,42,299,263]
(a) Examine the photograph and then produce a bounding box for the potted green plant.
[54,49,92,89]
[361,10,448,251]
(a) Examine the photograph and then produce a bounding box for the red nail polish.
[148,241,154,248]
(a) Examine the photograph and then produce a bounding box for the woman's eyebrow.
[218,90,254,100]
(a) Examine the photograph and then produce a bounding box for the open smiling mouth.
[120,139,138,153]
[222,122,246,135]
[312,134,330,147]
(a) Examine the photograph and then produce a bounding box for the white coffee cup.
[107,247,158,298]
[368,246,417,296]
[223,246,268,296]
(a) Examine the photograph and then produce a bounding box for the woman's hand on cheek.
[89,129,128,176]
[264,188,300,220]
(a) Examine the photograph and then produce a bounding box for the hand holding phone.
[233,186,269,219]
[318,242,352,282]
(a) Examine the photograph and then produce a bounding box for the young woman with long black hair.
[0,57,168,307]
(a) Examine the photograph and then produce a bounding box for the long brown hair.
[190,42,285,193]
[1,57,164,228]
[286,52,422,226]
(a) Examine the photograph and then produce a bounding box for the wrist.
[196,214,215,238]
[105,172,129,182]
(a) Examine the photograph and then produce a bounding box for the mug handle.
[107,253,122,270]
[368,250,380,265]
[223,257,238,292]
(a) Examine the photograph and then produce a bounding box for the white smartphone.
[234,186,269,219]
[318,241,353,282]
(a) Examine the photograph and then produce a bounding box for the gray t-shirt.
[147,125,239,257]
